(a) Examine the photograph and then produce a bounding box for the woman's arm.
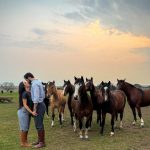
[23,99,37,116]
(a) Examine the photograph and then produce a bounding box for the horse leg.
[119,112,123,128]
[61,105,65,122]
[51,108,55,127]
[79,119,83,139]
[96,110,99,123]
[44,98,49,116]
[110,113,115,136]
[89,115,92,129]
[99,108,102,127]
[136,106,144,127]
[68,101,73,125]
[100,112,106,135]
[116,112,118,121]
[85,118,90,139]
[131,106,137,125]
[59,108,62,126]
[73,113,77,132]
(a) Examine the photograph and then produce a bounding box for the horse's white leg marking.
[85,128,89,139]
[61,113,64,121]
[51,120,54,127]
[79,130,83,139]
[110,132,114,136]
[140,118,144,127]
[132,120,136,125]
[120,121,123,128]
[73,119,77,132]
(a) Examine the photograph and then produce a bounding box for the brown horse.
[62,80,75,125]
[71,76,93,139]
[47,81,66,127]
[85,77,103,127]
[100,81,126,136]
[117,79,150,127]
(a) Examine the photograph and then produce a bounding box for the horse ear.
[117,79,119,82]
[81,76,84,82]
[101,81,104,85]
[68,80,70,83]
[53,81,55,84]
[74,76,77,80]
[91,77,93,82]
[64,80,66,83]
[108,81,111,85]
[86,78,88,82]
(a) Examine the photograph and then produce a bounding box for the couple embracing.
[17,72,46,148]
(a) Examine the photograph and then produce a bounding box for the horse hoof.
[110,132,114,136]
[88,127,91,130]
[120,126,123,129]
[140,124,144,128]
[85,135,89,139]
[132,121,136,125]
[79,135,84,140]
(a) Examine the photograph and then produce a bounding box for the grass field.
[0,92,150,150]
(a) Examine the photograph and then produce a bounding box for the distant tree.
[0,82,15,92]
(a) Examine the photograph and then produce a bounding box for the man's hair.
[24,72,34,79]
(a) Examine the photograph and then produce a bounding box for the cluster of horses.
[42,77,150,139]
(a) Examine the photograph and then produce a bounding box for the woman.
[17,81,37,147]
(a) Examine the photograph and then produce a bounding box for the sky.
[0,0,150,86]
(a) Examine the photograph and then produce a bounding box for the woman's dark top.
[22,91,33,110]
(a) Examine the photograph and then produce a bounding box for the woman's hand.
[32,111,38,116]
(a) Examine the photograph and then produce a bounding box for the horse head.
[62,80,71,96]
[100,81,111,102]
[116,79,126,90]
[74,76,85,100]
[46,81,56,97]
[85,77,94,91]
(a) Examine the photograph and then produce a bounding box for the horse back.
[111,90,126,112]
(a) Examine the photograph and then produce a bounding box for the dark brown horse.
[42,82,50,116]
[117,79,150,127]
[62,80,75,125]
[47,81,66,127]
[71,76,93,139]
[100,81,126,136]
[85,77,103,127]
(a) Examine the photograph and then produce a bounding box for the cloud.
[65,0,150,37]
[64,11,85,21]
[32,28,47,36]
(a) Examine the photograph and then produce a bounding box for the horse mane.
[124,81,144,98]
[125,81,143,91]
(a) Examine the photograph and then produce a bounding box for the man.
[24,72,46,148]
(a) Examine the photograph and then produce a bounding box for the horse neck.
[52,88,59,100]
[67,84,74,100]
[69,84,74,96]
[79,86,89,105]
[90,84,97,98]
[122,82,136,97]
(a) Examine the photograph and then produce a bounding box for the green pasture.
[0,92,149,150]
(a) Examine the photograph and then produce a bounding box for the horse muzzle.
[74,95,78,100]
